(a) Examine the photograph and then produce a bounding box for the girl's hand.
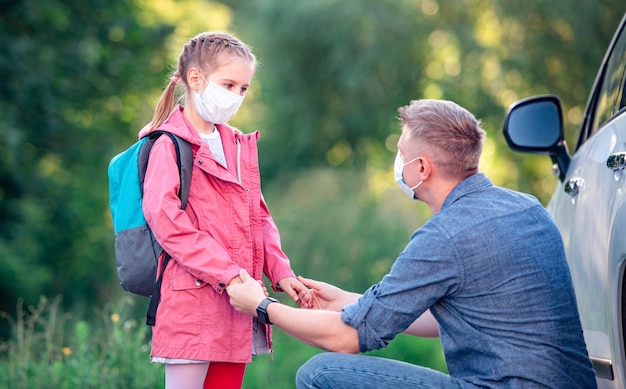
[297,276,351,311]
[277,276,313,308]
[259,279,269,297]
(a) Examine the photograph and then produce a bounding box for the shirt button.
[195,279,202,286]
[198,160,203,164]
[218,282,226,288]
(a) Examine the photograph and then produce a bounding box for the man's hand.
[297,276,358,311]
[228,274,269,296]
[231,272,361,353]
[226,269,266,317]
[228,275,242,285]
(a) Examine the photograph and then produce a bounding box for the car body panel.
[502,12,626,388]
[548,114,626,387]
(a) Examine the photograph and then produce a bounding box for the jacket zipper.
[236,138,242,184]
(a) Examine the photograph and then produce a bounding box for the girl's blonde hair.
[149,31,257,130]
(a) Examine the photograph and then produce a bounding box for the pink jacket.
[141,106,296,362]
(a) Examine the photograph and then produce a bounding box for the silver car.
[503,11,626,389]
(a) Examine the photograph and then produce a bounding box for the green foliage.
[0,295,444,388]
[0,296,163,389]
[1,0,625,385]
[262,167,431,291]
[0,296,66,387]
[0,0,175,326]
[231,0,434,178]
[228,0,624,202]
[0,0,622,313]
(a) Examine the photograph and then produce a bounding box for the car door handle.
[564,177,584,197]
[607,152,626,171]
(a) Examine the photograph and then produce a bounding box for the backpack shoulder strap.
[140,130,194,327]
[138,130,193,210]
[170,133,193,210]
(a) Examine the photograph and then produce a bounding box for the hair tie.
[171,75,180,84]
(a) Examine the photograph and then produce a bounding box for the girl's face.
[205,57,255,96]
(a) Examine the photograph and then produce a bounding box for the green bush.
[0,296,163,389]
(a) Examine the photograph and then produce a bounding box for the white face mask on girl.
[394,152,423,200]
[193,74,245,124]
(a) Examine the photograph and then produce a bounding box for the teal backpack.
[108,130,193,325]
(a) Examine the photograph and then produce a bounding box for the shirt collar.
[440,173,493,210]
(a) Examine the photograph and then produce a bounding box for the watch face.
[257,297,278,325]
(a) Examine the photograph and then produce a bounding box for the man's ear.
[418,157,432,181]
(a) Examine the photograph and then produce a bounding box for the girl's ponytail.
[148,71,181,131]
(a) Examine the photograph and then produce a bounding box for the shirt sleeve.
[341,220,464,352]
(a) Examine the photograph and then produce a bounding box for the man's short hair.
[398,99,486,179]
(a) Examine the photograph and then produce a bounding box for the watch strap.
[257,297,279,325]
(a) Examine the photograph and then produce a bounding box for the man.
[227,99,596,388]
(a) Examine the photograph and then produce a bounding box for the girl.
[140,31,310,389]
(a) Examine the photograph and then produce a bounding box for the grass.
[0,296,163,389]
[0,296,446,388]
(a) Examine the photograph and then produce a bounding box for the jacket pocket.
[170,270,207,291]
[166,271,208,326]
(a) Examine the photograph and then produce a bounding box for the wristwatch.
[256,297,279,325]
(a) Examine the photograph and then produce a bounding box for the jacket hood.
[138,105,256,146]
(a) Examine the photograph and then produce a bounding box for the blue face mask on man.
[394,152,423,200]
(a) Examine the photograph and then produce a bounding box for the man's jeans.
[296,353,463,389]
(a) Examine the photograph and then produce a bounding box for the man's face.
[397,129,422,189]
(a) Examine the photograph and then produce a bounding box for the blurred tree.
[226,0,624,202]
[228,0,434,178]
[472,0,625,196]
[0,0,623,345]
[0,0,174,328]
[0,0,622,384]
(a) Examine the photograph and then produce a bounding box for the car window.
[587,22,626,138]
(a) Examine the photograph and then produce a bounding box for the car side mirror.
[503,95,570,181]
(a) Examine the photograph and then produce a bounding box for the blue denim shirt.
[342,173,596,388]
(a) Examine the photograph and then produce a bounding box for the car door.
[546,18,626,388]
[502,13,626,388]
[549,123,626,387]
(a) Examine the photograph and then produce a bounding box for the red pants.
[203,362,246,389]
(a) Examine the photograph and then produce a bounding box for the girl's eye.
[240,87,248,94]
[224,83,234,89]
